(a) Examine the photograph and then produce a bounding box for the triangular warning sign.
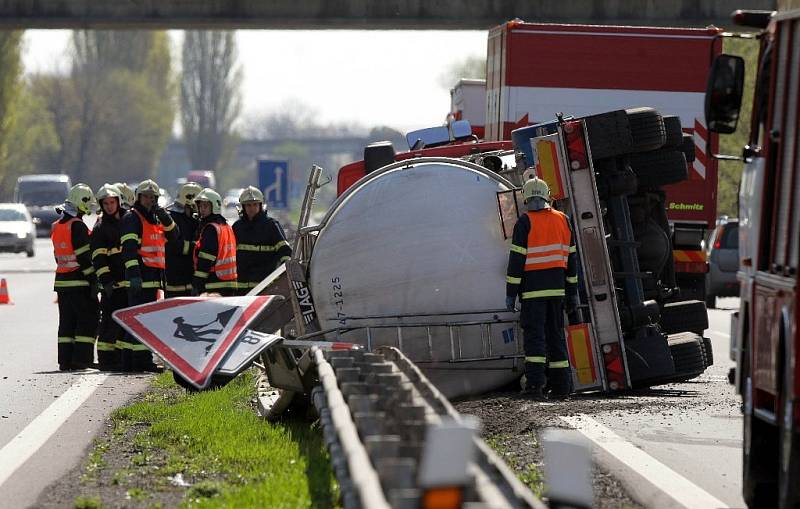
[113,295,278,389]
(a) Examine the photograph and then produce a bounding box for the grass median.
[73,370,339,508]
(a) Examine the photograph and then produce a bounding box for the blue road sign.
[257,160,289,209]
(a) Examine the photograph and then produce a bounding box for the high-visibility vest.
[196,223,238,281]
[51,218,81,273]
[524,209,571,271]
[133,209,166,269]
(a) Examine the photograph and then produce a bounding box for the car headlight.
[31,217,41,225]
[16,232,27,239]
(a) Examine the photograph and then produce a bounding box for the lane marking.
[707,330,730,339]
[0,373,108,488]
[561,415,728,509]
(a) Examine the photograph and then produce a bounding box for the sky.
[22,30,487,135]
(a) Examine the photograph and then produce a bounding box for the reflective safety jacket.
[120,202,178,288]
[91,210,129,289]
[165,206,199,293]
[194,215,238,290]
[51,214,95,290]
[232,212,291,289]
[506,208,578,300]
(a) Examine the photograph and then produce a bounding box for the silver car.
[0,203,36,257]
[706,219,739,308]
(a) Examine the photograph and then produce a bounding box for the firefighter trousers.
[56,288,99,369]
[97,289,128,369]
[123,287,159,371]
[520,297,571,393]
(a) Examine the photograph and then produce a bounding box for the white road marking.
[707,330,730,339]
[0,373,108,488]
[561,415,729,509]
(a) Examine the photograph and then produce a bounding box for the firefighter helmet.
[96,183,121,202]
[176,182,203,207]
[114,182,135,208]
[135,179,160,198]
[66,183,96,215]
[238,186,264,204]
[195,188,223,214]
[522,177,550,203]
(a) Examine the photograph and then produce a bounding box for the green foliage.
[73,495,105,509]
[0,32,24,199]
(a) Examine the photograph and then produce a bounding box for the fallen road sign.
[113,295,284,389]
[216,328,283,376]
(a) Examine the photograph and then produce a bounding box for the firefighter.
[232,186,292,295]
[120,179,179,371]
[114,182,135,211]
[90,184,128,370]
[52,183,98,370]
[505,177,579,400]
[165,182,202,297]
[192,188,238,296]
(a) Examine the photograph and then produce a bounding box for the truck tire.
[666,332,706,381]
[701,336,714,367]
[744,387,779,507]
[627,149,689,188]
[659,300,708,335]
[626,107,666,153]
[662,115,684,148]
[584,109,633,159]
[681,133,696,163]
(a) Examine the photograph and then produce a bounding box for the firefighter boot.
[58,341,73,371]
[71,339,95,369]
[97,348,121,371]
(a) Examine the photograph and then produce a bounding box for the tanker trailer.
[304,157,524,398]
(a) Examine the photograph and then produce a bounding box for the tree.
[0,31,23,198]
[437,55,486,89]
[181,31,241,172]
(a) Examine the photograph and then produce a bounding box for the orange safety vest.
[524,209,572,271]
[51,218,81,273]
[195,223,238,281]
[133,209,166,269]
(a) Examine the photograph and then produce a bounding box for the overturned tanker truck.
[247,108,712,403]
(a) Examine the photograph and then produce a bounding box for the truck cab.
[14,174,71,237]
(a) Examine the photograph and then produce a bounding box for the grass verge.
[485,434,545,497]
[74,370,338,508]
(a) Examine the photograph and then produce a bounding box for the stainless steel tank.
[308,157,523,398]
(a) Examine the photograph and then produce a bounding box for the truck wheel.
[627,149,688,188]
[681,133,696,163]
[667,332,705,381]
[626,107,666,153]
[584,109,633,159]
[662,115,684,148]
[779,359,800,508]
[701,336,714,367]
[744,379,779,507]
[659,300,709,335]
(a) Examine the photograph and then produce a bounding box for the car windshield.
[0,208,27,221]
[721,224,739,249]
[18,189,66,207]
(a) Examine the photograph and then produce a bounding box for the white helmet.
[66,184,96,215]
[239,186,264,204]
[195,188,223,215]
[176,182,203,208]
[136,179,160,198]
[522,177,550,203]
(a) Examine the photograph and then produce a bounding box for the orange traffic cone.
[0,278,11,305]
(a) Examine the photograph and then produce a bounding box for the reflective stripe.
[125,259,139,268]
[198,251,216,261]
[140,245,163,252]
[115,340,133,350]
[96,342,117,351]
[275,240,289,249]
[108,247,121,255]
[54,280,90,288]
[120,233,140,244]
[162,221,175,231]
[141,256,166,266]
[82,266,95,276]
[206,281,238,289]
[527,254,569,264]
[239,281,259,288]
[521,288,566,299]
[96,266,110,276]
[114,281,130,289]
[142,281,161,289]
[165,284,192,292]
[510,244,527,255]
[566,275,578,284]
[279,256,290,263]
[526,243,571,254]
[58,336,74,344]
[74,336,96,345]
[116,340,149,351]
[92,248,108,258]
[237,243,273,252]
[215,267,236,278]
[73,244,90,256]
[569,245,577,253]
[182,240,191,255]
[130,344,151,351]
[549,360,570,369]
[525,356,547,363]
[506,276,522,285]
[194,271,209,278]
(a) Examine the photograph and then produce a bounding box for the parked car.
[706,218,739,308]
[14,174,71,237]
[0,203,35,257]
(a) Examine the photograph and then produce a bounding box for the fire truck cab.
[707,5,800,507]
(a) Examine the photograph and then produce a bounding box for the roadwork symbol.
[172,307,237,354]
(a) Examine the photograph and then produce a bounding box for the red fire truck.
[707,4,800,507]
[485,21,722,303]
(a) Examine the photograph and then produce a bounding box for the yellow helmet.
[176,182,203,207]
[238,186,264,204]
[95,183,121,202]
[66,183,96,215]
[522,177,550,203]
[195,188,223,214]
[114,182,135,208]
[135,179,160,198]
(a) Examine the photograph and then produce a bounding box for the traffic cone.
[0,278,11,305]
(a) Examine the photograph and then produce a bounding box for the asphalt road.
[0,238,151,508]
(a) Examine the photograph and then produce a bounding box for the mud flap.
[623,326,675,386]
